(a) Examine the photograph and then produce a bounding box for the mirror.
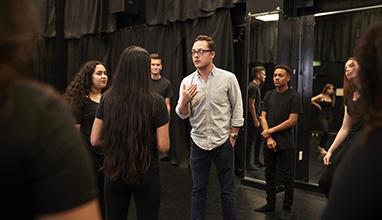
[244,16,279,181]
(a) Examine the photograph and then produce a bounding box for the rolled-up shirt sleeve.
[229,74,244,127]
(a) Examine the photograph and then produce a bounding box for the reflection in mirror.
[308,62,345,184]
[244,17,278,181]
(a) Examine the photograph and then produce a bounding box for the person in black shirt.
[311,83,335,157]
[319,57,362,196]
[254,65,303,220]
[64,60,108,217]
[150,53,174,162]
[150,53,173,114]
[91,46,170,220]
[322,24,382,219]
[246,65,266,170]
[0,1,101,219]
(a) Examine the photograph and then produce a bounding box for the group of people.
[2,0,382,220]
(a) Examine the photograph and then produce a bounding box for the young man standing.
[150,53,174,162]
[246,65,266,170]
[254,65,303,220]
[176,35,243,220]
[150,53,173,115]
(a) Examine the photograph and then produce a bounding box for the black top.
[247,81,261,119]
[150,76,173,99]
[96,92,169,169]
[71,96,101,154]
[262,88,303,149]
[318,100,333,120]
[0,81,98,219]
[344,94,363,137]
[322,128,382,220]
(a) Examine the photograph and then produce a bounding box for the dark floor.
[127,162,327,220]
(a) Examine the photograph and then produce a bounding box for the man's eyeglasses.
[191,49,212,56]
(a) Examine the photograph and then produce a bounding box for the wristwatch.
[230,133,238,139]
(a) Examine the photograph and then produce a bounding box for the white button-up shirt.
[176,66,244,150]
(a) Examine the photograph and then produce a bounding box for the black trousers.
[317,115,332,149]
[246,123,263,167]
[104,167,160,220]
[263,148,295,209]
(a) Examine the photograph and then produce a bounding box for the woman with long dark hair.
[64,60,108,217]
[322,24,382,219]
[311,83,335,157]
[91,46,169,220]
[319,57,363,196]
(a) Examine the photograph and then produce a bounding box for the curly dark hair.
[102,46,154,183]
[63,60,106,107]
[355,24,382,136]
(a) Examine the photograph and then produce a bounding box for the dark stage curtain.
[66,34,108,81]
[249,20,278,64]
[64,0,116,39]
[33,0,56,37]
[315,7,382,62]
[146,0,244,25]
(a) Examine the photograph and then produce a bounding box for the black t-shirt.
[96,92,169,169]
[150,76,173,99]
[71,96,101,154]
[0,81,98,220]
[344,94,363,136]
[322,129,382,219]
[262,88,303,149]
[247,81,261,119]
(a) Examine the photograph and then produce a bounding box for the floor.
[127,162,327,220]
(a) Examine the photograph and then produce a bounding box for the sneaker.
[279,208,292,220]
[254,204,275,212]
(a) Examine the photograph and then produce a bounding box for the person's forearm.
[268,118,297,134]
[327,128,349,154]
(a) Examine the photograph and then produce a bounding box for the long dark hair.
[63,60,106,106]
[103,46,153,183]
[355,25,382,137]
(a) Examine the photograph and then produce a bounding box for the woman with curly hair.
[91,46,169,220]
[322,24,382,219]
[64,60,108,217]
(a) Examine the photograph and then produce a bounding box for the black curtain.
[146,0,244,25]
[64,0,116,39]
[33,0,56,37]
[249,20,278,64]
[315,7,382,62]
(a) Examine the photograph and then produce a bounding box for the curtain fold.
[315,7,382,62]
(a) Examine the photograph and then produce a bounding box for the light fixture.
[314,4,382,17]
[248,8,281,22]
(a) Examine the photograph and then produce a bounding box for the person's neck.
[151,73,161,80]
[89,88,102,102]
[198,64,214,80]
[276,84,289,93]
[252,78,261,86]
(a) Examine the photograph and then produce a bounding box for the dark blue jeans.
[190,138,236,220]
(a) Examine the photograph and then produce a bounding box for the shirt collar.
[196,65,216,78]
